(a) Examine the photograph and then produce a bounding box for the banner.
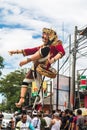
[32,81,47,97]
[80,75,87,90]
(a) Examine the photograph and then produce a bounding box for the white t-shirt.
[31,117,41,130]
[43,116,52,127]
[27,115,32,123]
[16,121,30,130]
[51,120,60,130]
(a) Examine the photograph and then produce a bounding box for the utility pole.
[50,81,53,111]
[56,60,59,110]
[68,34,71,108]
[70,25,87,109]
[70,26,77,109]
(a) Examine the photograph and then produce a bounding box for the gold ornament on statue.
[36,64,57,78]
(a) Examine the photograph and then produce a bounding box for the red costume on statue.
[9,28,65,109]
[23,40,65,64]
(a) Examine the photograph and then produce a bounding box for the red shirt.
[23,40,65,58]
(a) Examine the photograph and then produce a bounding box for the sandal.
[15,97,25,108]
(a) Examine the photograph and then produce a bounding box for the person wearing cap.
[50,112,61,130]
[31,110,41,130]
[9,28,65,108]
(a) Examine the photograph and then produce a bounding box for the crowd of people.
[2,108,86,130]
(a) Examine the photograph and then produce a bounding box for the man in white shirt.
[16,114,35,130]
[31,110,41,130]
[51,112,61,130]
[43,111,52,129]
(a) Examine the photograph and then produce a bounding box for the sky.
[0,0,87,103]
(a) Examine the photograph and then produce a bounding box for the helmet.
[42,28,58,45]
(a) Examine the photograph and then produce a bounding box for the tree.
[0,69,26,111]
[0,56,4,76]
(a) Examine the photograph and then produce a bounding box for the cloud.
[0,0,87,77]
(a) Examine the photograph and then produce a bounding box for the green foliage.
[0,56,4,76]
[0,69,26,111]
